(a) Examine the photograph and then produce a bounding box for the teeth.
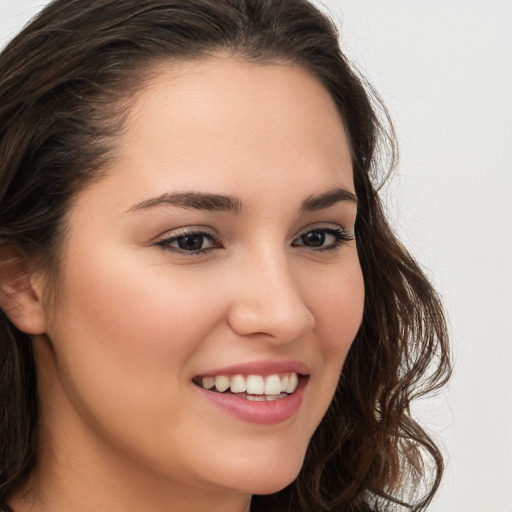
[264,374,282,395]
[286,373,299,393]
[230,375,246,393]
[214,375,230,393]
[265,393,287,401]
[202,376,215,389]
[198,372,301,396]
[246,375,265,394]
[245,394,267,401]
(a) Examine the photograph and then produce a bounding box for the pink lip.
[196,359,310,377]
[194,377,308,425]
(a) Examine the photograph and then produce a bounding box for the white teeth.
[230,375,246,393]
[286,373,299,393]
[246,375,265,395]
[214,375,230,393]
[245,394,267,401]
[199,372,301,396]
[245,392,288,401]
[202,376,215,389]
[266,393,287,401]
[264,374,282,395]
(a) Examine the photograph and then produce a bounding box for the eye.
[292,226,353,251]
[156,229,221,254]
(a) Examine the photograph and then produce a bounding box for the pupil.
[178,235,203,251]
[303,231,325,247]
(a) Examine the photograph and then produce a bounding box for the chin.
[219,451,305,496]
[231,474,300,497]
[245,474,299,496]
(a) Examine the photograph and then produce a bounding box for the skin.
[10,57,364,512]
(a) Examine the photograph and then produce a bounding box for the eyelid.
[292,223,354,251]
[155,226,221,254]
[157,225,216,239]
[152,222,353,255]
[294,223,354,239]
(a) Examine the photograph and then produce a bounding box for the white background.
[1,1,511,511]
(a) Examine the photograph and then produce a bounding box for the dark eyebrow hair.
[300,187,357,213]
[127,187,356,215]
[127,192,243,214]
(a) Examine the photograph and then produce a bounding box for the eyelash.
[292,226,354,252]
[156,229,220,255]
[156,226,354,255]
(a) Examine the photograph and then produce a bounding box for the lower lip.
[195,378,307,425]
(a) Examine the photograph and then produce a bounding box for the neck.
[9,469,252,512]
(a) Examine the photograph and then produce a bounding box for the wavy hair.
[0,0,450,510]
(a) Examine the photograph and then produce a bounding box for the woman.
[0,1,450,511]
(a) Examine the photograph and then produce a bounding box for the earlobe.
[0,247,47,335]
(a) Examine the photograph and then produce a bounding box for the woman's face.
[34,58,364,506]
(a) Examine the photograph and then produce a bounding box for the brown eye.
[301,230,326,247]
[176,234,206,251]
[156,230,221,254]
[292,227,353,251]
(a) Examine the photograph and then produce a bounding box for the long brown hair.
[0,1,450,510]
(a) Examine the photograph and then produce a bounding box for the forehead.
[85,57,354,212]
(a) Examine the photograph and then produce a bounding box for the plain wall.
[2,1,511,511]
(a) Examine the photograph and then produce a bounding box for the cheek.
[307,260,365,357]
[54,250,226,370]
[43,250,236,470]
[299,258,364,425]
[42,247,236,459]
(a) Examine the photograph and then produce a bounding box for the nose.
[226,249,315,342]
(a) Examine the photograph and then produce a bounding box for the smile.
[193,372,300,401]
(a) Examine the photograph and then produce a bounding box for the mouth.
[192,372,305,402]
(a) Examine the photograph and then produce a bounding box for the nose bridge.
[227,243,314,340]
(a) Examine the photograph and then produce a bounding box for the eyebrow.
[127,192,243,214]
[300,187,357,213]
[127,187,356,215]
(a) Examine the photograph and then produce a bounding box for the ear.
[0,246,47,335]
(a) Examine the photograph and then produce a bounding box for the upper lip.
[196,360,310,377]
